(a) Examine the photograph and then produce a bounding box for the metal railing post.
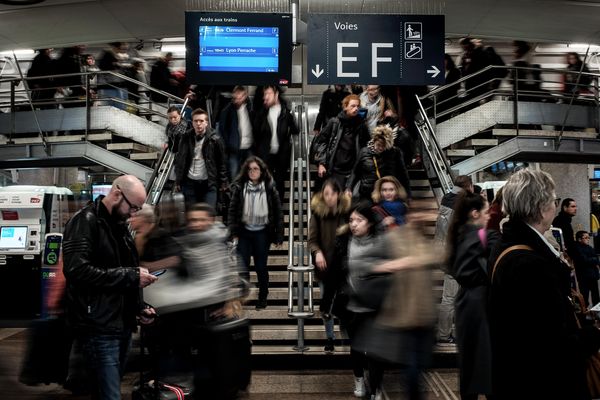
[85,73,91,139]
[514,68,519,136]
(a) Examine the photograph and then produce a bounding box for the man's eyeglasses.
[116,185,142,212]
[554,197,561,207]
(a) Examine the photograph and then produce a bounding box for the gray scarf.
[242,181,269,226]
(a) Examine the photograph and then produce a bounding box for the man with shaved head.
[63,174,157,400]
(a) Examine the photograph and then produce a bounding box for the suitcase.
[132,324,192,400]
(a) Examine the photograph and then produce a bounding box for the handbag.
[308,133,324,166]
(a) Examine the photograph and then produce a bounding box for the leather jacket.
[63,197,141,334]
[174,127,229,189]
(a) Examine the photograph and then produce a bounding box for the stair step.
[107,142,155,152]
[130,152,160,160]
[251,324,342,341]
[9,132,112,145]
[463,138,498,147]
[410,198,438,210]
[409,179,431,187]
[446,149,475,157]
[411,189,434,198]
[248,287,320,300]
[250,271,289,283]
[251,344,351,355]
[492,128,597,138]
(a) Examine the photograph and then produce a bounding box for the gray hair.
[502,169,555,224]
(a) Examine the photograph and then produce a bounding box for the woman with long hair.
[228,156,283,310]
[447,191,498,400]
[308,178,351,353]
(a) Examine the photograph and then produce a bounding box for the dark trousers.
[227,148,252,181]
[578,275,600,307]
[237,227,270,301]
[181,178,217,209]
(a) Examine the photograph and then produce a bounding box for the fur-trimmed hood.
[310,191,351,218]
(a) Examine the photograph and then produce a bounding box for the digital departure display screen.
[186,12,292,85]
[0,226,28,249]
[199,26,280,73]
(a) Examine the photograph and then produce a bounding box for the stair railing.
[287,102,314,352]
[415,94,455,200]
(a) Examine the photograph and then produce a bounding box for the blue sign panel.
[307,14,445,85]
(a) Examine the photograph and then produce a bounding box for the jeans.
[181,178,217,209]
[79,330,132,400]
[237,227,270,300]
[97,88,128,110]
[228,149,252,181]
[319,281,335,340]
[437,274,459,340]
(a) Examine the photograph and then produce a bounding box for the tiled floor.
[0,328,460,399]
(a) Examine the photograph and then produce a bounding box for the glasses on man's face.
[116,185,142,213]
[554,197,561,207]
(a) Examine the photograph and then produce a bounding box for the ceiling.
[0,0,600,53]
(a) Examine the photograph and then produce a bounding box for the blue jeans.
[237,227,270,300]
[319,281,335,340]
[228,149,252,181]
[181,178,217,209]
[79,330,132,400]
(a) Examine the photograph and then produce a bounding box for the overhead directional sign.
[307,14,445,85]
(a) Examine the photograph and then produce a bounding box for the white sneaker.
[371,389,383,400]
[353,377,366,397]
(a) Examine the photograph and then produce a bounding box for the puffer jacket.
[62,197,141,334]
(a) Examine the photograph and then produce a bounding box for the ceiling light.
[0,49,34,56]
[160,45,186,54]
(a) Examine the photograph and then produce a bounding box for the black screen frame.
[185,11,293,86]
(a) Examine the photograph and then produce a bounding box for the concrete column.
[541,163,590,232]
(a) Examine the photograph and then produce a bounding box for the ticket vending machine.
[0,186,73,320]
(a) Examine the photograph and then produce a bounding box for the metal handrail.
[415,94,454,194]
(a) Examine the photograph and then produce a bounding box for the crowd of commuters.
[18,40,600,400]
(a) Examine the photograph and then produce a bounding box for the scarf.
[242,181,269,226]
[381,200,406,225]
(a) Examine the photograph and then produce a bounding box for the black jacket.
[252,101,298,166]
[313,87,350,131]
[488,219,600,399]
[62,197,141,334]
[174,127,229,189]
[347,145,411,200]
[314,111,370,174]
[227,178,284,245]
[573,241,600,281]
[218,99,253,153]
[552,211,575,257]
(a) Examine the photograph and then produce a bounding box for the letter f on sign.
[372,43,393,77]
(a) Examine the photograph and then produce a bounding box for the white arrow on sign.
[427,65,441,78]
[311,64,324,78]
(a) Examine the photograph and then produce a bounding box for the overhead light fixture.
[0,0,46,5]
[0,49,35,56]
[161,45,186,54]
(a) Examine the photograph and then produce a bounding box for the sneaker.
[353,377,366,398]
[324,339,334,354]
[436,336,456,345]
[255,299,267,310]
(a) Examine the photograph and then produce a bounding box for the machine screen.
[0,226,28,249]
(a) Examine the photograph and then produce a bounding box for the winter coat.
[347,145,411,200]
[313,111,370,174]
[308,192,351,313]
[488,219,600,399]
[451,225,499,396]
[552,211,575,258]
[313,87,350,131]
[227,178,284,245]
[252,101,298,167]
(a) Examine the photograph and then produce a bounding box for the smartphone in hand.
[151,269,167,277]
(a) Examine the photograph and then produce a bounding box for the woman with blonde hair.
[347,125,411,202]
[371,176,408,229]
